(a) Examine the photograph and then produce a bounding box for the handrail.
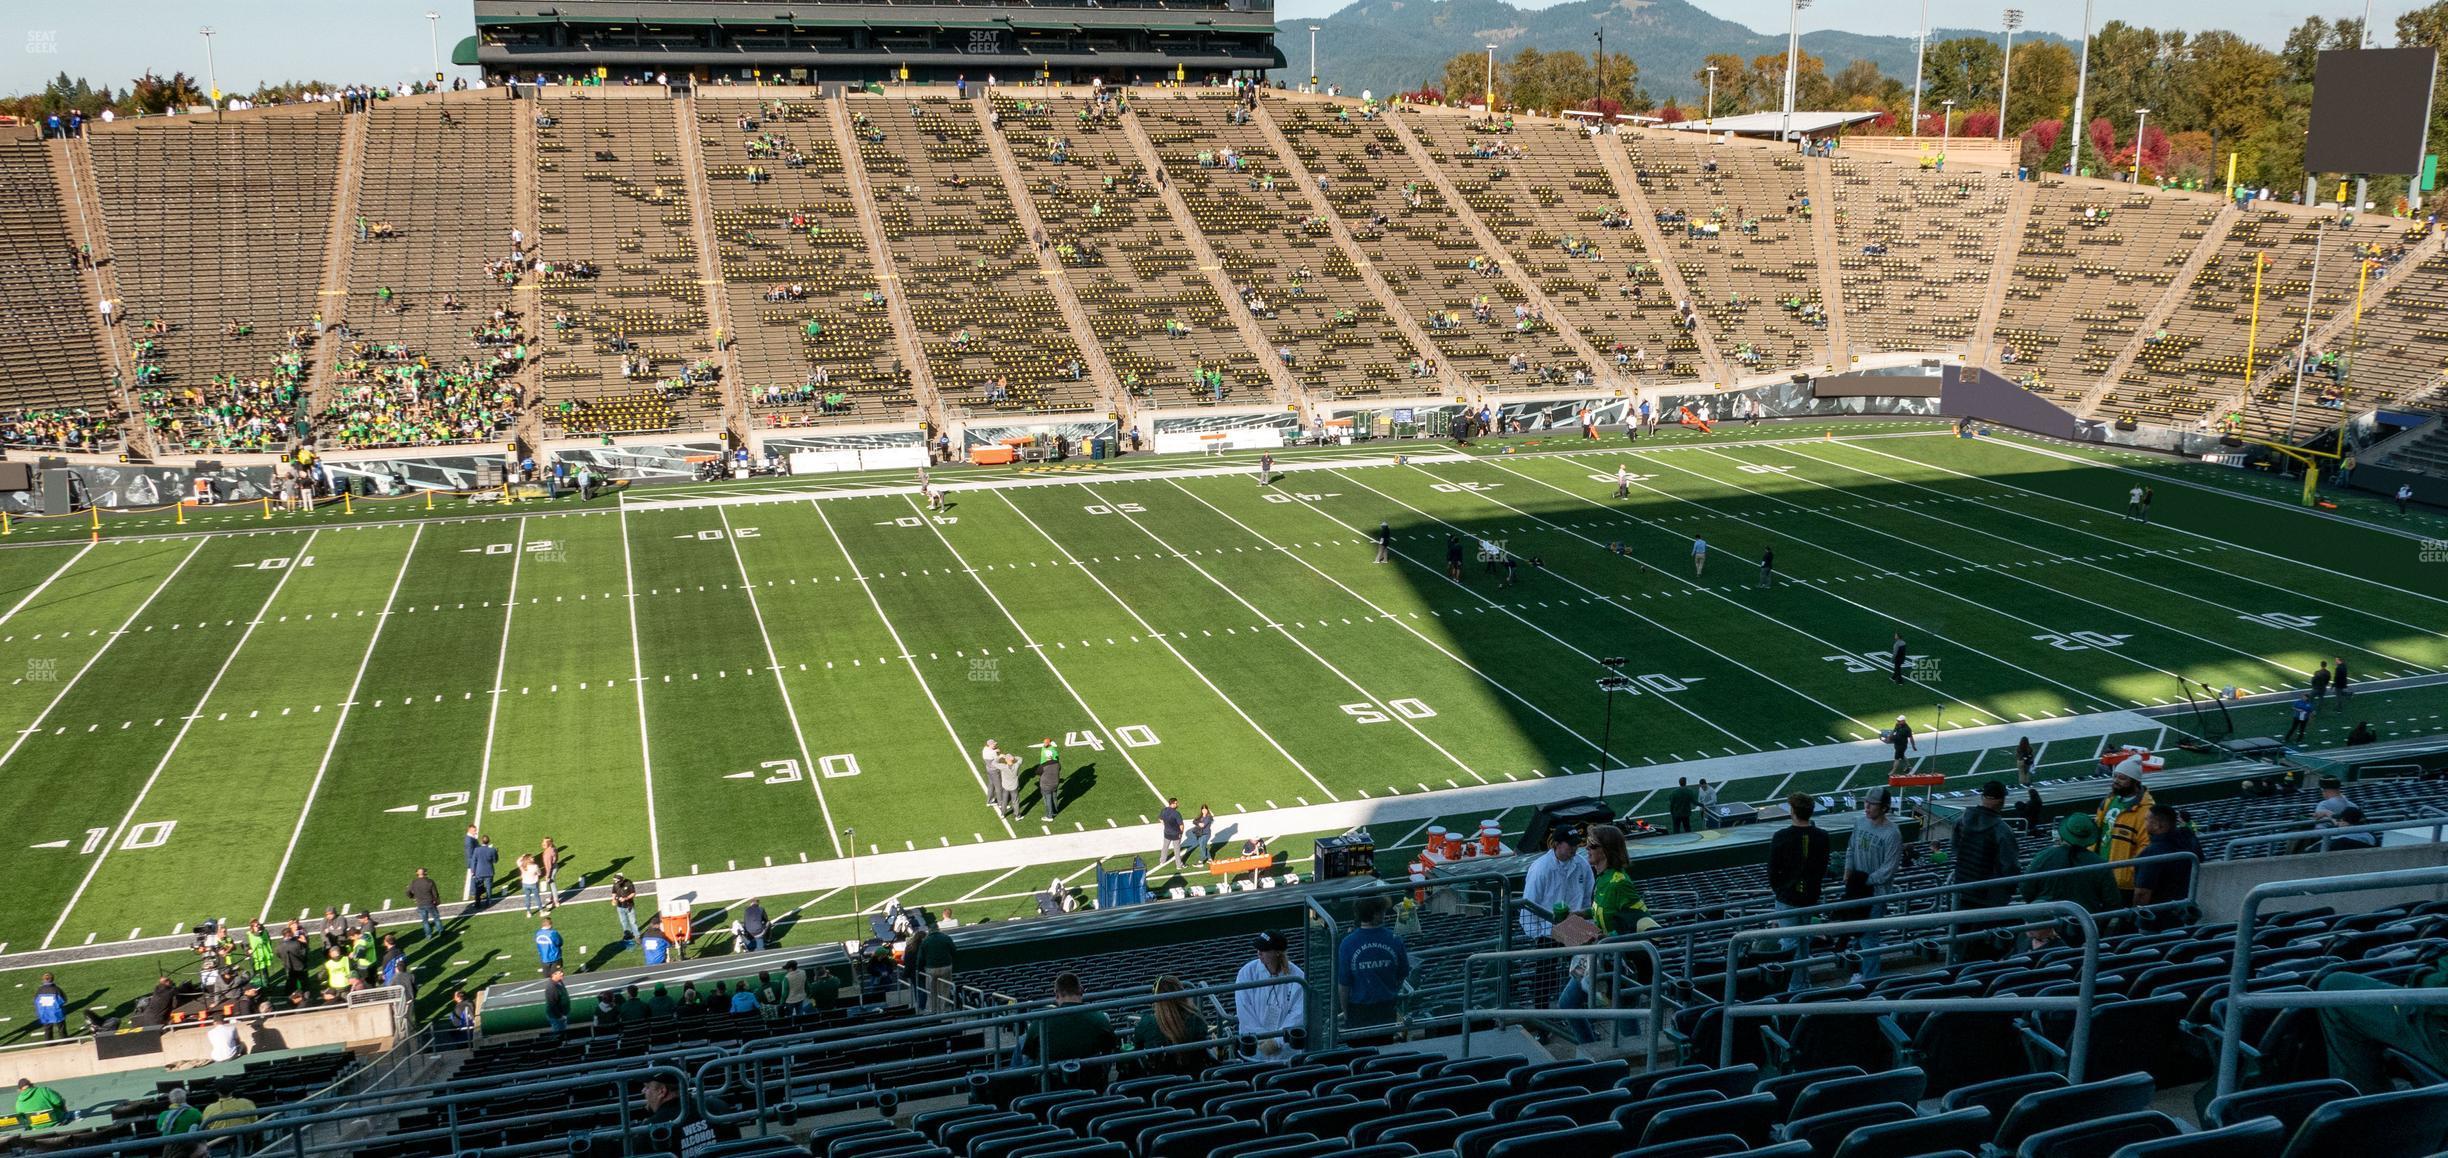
[1457,939,1667,1064]
[1717,901,2103,1075]
[2215,863,2448,1097]
[24,1061,691,1158]
[1620,852,2200,978]
[2218,816,2448,858]
[692,973,1310,1125]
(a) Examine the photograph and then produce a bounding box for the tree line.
[1419,3,2448,205]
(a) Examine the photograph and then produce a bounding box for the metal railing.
[1714,901,2103,1075]
[2218,815,2448,858]
[1614,852,2199,985]
[2215,863,2448,1098]
[690,973,1311,1124]
[1456,939,1666,1062]
[22,1061,692,1158]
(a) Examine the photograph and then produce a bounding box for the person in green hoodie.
[244,920,277,982]
[2021,814,2122,950]
[13,1078,68,1130]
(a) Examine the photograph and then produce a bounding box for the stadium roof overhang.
[479,45,1285,68]
[452,35,483,66]
[1664,110,1881,138]
[473,3,1277,32]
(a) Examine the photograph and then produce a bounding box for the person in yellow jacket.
[2092,757,2156,895]
[317,948,353,996]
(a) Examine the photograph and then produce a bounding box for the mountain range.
[1268,0,2072,104]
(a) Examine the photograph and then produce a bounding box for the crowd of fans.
[0,408,120,452]
[318,336,526,448]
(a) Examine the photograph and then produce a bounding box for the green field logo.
[25,657,57,682]
[969,657,1000,683]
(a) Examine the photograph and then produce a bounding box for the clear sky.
[0,0,2407,95]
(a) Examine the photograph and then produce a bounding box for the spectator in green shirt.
[2022,814,2122,950]
[1019,973,1115,1086]
[13,1078,67,1130]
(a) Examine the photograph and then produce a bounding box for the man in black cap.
[640,1072,737,1156]
[1233,932,1307,1061]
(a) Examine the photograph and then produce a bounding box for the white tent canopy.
[1665,110,1882,138]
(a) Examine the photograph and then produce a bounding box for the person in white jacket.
[1234,931,1306,1060]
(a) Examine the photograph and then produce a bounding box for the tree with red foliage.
[1960,110,2000,138]
[1657,103,1685,124]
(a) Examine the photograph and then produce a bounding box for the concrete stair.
[828,96,943,424]
[973,94,1124,422]
[1800,155,1850,369]
[1592,131,1736,388]
[1249,100,1466,396]
[1969,176,2040,368]
[1113,108,1307,409]
[509,100,544,453]
[671,98,744,441]
[2083,204,2240,416]
[1380,110,1612,380]
[49,137,141,451]
[304,108,371,427]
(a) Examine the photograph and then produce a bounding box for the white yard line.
[955,865,1032,903]
[1163,479,1629,763]
[898,494,1172,810]
[1321,468,1835,747]
[991,490,1339,801]
[471,520,527,831]
[618,506,665,878]
[40,531,321,949]
[1881,436,2448,615]
[0,540,205,774]
[623,450,1473,513]
[655,706,2161,904]
[718,507,845,857]
[1692,445,2314,681]
[1475,456,2111,718]
[2001,434,2439,543]
[809,499,1017,841]
[1082,480,1485,782]
[258,525,425,920]
[0,543,94,629]
[1791,435,2438,665]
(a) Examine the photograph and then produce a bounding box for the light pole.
[1307,25,1320,93]
[1997,9,2022,141]
[199,26,221,117]
[2132,107,2149,184]
[1705,65,1718,126]
[2068,0,2096,176]
[426,11,443,99]
[844,827,860,939]
[1941,99,1955,153]
[1909,0,1928,137]
[1593,22,1605,113]
[1485,44,1498,115]
[1596,659,1632,803]
[1780,0,1812,142]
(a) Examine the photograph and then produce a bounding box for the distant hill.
[1269,0,2069,104]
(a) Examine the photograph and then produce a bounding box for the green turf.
[1,424,2443,975]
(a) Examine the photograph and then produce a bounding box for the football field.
[2,420,2445,957]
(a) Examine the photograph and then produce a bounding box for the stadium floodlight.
[199,27,221,118]
[2133,107,2149,184]
[1780,0,1812,143]
[1909,0,1928,137]
[2069,0,2095,176]
[1705,66,1718,126]
[1998,9,2022,141]
[1596,658,1632,801]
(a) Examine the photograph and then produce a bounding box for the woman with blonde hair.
[1132,974,1215,1074]
[1558,823,1651,1043]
